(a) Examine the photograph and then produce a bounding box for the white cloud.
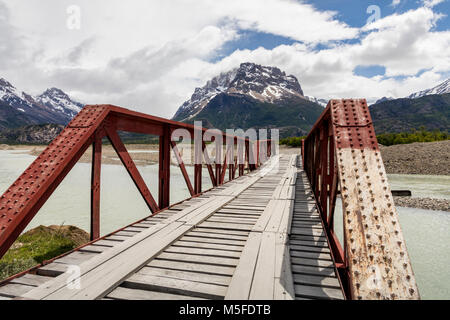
[391,0,401,7]
[0,0,449,118]
[423,0,445,8]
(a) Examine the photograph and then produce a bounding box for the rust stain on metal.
[332,99,419,300]
[303,98,420,300]
[0,104,263,261]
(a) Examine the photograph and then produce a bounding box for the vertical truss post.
[301,139,305,168]
[159,125,171,209]
[90,132,102,240]
[202,141,217,186]
[256,140,260,168]
[194,164,202,194]
[320,125,328,222]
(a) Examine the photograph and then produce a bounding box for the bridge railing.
[0,105,273,259]
[302,99,420,300]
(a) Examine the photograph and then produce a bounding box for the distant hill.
[0,124,64,144]
[370,93,450,134]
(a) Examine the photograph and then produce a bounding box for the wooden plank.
[122,274,227,300]
[294,284,344,300]
[157,252,239,267]
[0,283,34,298]
[36,262,67,277]
[173,240,243,252]
[291,227,325,237]
[79,244,110,254]
[149,259,235,276]
[200,221,253,231]
[292,264,336,278]
[92,239,119,247]
[290,239,328,248]
[53,251,98,265]
[225,232,262,300]
[252,200,277,232]
[23,178,260,300]
[164,246,241,258]
[273,234,295,300]
[23,220,186,299]
[213,213,260,220]
[106,286,203,300]
[192,228,249,237]
[290,244,330,254]
[293,273,341,289]
[181,235,246,246]
[9,274,53,287]
[290,235,328,243]
[290,250,332,261]
[249,232,276,299]
[290,257,335,268]
[207,217,258,225]
[137,266,231,286]
[47,223,192,300]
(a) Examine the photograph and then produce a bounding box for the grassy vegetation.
[0,225,89,281]
[377,128,449,146]
[280,136,306,147]
[280,129,449,148]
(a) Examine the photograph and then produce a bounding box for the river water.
[0,150,449,299]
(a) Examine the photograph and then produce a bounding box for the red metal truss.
[302,99,419,300]
[0,105,264,259]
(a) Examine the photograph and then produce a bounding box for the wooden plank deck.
[0,154,344,300]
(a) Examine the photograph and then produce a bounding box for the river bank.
[394,197,449,212]
[380,140,450,175]
[0,225,89,281]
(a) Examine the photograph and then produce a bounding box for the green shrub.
[280,136,306,147]
[377,128,449,146]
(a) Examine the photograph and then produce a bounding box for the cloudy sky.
[1,0,449,117]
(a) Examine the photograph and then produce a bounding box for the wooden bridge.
[0,100,420,300]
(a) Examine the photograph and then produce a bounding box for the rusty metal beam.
[303,99,420,300]
[106,126,159,213]
[90,132,102,240]
[158,125,171,209]
[0,104,261,262]
[0,106,110,259]
[170,141,195,197]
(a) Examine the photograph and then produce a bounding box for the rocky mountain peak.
[40,87,70,100]
[174,62,306,121]
[0,76,84,128]
[0,78,15,89]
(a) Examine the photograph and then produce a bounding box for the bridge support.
[303,99,420,300]
[90,132,102,240]
[159,125,171,209]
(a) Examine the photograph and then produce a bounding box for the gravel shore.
[380,140,450,175]
[394,197,449,212]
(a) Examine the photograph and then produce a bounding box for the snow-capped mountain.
[0,77,83,129]
[408,78,450,99]
[36,88,83,119]
[173,62,307,121]
[172,63,325,137]
[373,96,394,105]
[305,96,328,107]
